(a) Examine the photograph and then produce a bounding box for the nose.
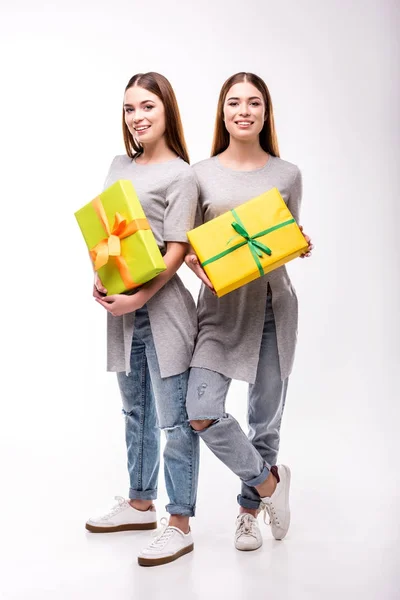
[239,103,250,117]
[133,109,145,123]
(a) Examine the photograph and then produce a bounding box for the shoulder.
[191,158,220,189]
[107,154,132,171]
[170,157,195,177]
[167,158,197,187]
[192,157,217,176]
[270,156,301,184]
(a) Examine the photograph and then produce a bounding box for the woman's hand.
[95,292,144,317]
[299,226,314,258]
[185,252,215,293]
[93,273,107,298]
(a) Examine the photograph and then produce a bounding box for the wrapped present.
[187,187,308,297]
[75,180,166,295]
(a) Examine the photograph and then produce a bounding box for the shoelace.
[237,514,258,539]
[261,498,281,527]
[146,517,175,550]
[99,496,128,521]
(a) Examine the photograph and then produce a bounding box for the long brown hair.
[122,72,190,163]
[211,72,280,158]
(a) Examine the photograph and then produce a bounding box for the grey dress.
[104,155,198,378]
[190,155,303,383]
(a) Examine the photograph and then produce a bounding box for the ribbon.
[201,209,295,277]
[89,196,150,289]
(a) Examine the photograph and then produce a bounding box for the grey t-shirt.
[191,155,303,383]
[104,155,198,377]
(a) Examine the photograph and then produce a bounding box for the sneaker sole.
[235,541,263,551]
[85,521,158,533]
[138,543,194,567]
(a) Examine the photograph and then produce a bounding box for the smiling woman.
[122,72,189,164]
[185,71,313,552]
[85,72,200,567]
[212,72,279,161]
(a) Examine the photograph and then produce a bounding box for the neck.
[218,138,269,171]
[223,137,267,164]
[137,137,177,164]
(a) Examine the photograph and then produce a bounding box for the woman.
[86,72,200,567]
[186,72,313,551]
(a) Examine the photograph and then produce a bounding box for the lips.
[134,125,151,132]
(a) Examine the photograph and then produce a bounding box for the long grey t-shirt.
[104,155,198,378]
[190,155,303,383]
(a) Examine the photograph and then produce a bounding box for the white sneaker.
[260,464,291,540]
[85,496,157,533]
[234,513,263,551]
[137,518,194,566]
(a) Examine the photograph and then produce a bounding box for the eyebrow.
[123,100,156,107]
[226,96,262,101]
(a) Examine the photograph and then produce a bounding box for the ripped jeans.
[117,305,199,516]
[186,293,288,510]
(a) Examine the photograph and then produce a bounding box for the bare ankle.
[256,471,278,498]
[169,515,190,534]
[129,499,154,511]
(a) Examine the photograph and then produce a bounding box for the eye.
[228,102,239,107]
[144,105,154,111]
[250,102,261,107]
[125,108,134,113]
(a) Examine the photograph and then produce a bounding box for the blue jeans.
[117,306,199,516]
[186,293,288,510]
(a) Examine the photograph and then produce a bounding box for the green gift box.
[75,180,166,295]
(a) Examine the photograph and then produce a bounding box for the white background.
[0,0,399,598]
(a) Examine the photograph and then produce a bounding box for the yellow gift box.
[187,187,308,297]
[75,180,166,295]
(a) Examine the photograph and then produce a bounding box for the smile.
[134,125,151,132]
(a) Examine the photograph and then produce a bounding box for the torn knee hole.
[159,422,185,432]
[189,419,216,432]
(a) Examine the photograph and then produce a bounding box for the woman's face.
[124,85,166,146]
[222,81,266,142]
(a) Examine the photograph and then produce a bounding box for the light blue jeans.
[117,305,199,516]
[186,293,288,510]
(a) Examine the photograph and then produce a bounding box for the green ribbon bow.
[202,209,295,277]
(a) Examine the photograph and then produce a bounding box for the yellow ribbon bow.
[90,196,150,290]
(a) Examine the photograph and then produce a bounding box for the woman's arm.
[95,241,189,316]
[289,169,313,258]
